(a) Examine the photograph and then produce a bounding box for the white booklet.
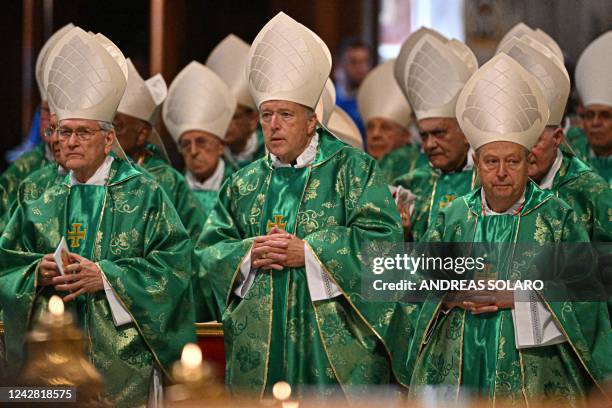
[53,237,71,275]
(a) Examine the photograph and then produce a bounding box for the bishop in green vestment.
[196,12,403,400]
[392,32,479,241]
[400,53,612,405]
[0,27,196,406]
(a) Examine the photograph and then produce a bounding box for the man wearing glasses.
[0,27,196,406]
[163,61,236,217]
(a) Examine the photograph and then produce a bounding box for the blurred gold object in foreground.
[19,295,107,406]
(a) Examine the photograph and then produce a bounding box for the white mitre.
[327,106,363,150]
[456,53,549,150]
[497,22,564,63]
[117,58,169,160]
[247,12,331,110]
[162,61,236,144]
[397,34,476,120]
[498,36,569,126]
[206,34,255,110]
[35,23,74,100]
[315,78,336,126]
[394,26,448,90]
[575,31,612,107]
[44,27,127,123]
[358,59,412,128]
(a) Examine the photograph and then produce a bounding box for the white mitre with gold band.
[497,36,569,126]
[327,105,363,150]
[397,34,476,120]
[35,23,74,100]
[456,53,549,151]
[247,12,332,110]
[117,58,169,161]
[497,22,564,63]
[315,78,336,126]
[44,27,127,123]
[394,27,448,89]
[575,31,612,107]
[206,34,255,110]
[163,61,236,144]
[358,59,412,128]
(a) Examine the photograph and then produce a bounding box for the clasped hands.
[38,252,104,302]
[443,289,514,314]
[250,226,305,270]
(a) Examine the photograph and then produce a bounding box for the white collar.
[463,148,475,171]
[270,132,319,169]
[480,187,526,215]
[226,131,259,162]
[538,149,563,190]
[186,158,225,191]
[69,156,114,186]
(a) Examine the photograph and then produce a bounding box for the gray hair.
[97,121,114,132]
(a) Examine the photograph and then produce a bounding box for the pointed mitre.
[35,23,75,100]
[456,53,549,150]
[575,31,612,107]
[394,27,448,89]
[247,12,332,110]
[358,59,412,128]
[497,23,564,63]
[315,78,337,126]
[206,34,255,110]
[44,27,127,123]
[327,105,363,150]
[396,34,476,120]
[162,61,236,144]
[498,36,569,126]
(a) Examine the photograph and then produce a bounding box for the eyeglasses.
[57,127,105,141]
[178,138,220,153]
[582,110,612,121]
[43,126,58,138]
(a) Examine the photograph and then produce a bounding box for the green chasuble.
[548,150,612,241]
[195,129,403,399]
[393,162,476,242]
[0,158,196,407]
[401,182,611,405]
[377,144,429,184]
[138,143,206,241]
[565,127,612,186]
[0,144,50,215]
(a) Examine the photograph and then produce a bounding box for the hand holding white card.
[53,237,71,275]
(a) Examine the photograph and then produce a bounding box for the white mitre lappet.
[327,105,363,150]
[246,12,332,110]
[315,78,336,126]
[497,22,564,63]
[206,34,256,110]
[394,26,448,89]
[44,26,129,160]
[162,61,236,144]
[117,58,170,161]
[497,36,570,126]
[35,23,75,101]
[396,34,477,120]
[358,59,412,128]
[456,53,549,151]
[575,31,612,108]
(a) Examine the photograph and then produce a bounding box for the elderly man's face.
[366,117,408,159]
[418,117,470,172]
[225,104,258,148]
[528,127,563,183]
[475,141,529,206]
[40,101,51,140]
[44,113,65,166]
[58,119,113,177]
[582,104,612,155]
[260,100,317,164]
[112,112,150,157]
[178,130,224,181]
